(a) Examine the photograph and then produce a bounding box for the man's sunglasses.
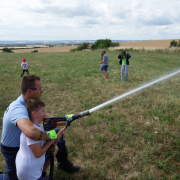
[25,88,42,91]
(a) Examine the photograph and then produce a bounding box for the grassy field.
[0,50,180,180]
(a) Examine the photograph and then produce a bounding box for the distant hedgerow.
[170,40,180,47]
[2,47,13,53]
[90,39,119,50]
[90,39,111,50]
[70,43,89,52]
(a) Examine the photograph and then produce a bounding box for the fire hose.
[43,110,89,180]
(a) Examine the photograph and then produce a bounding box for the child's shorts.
[22,69,28,73]
[100,65,108,71]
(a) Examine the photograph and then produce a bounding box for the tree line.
[170,40,180,47]
[70,39,119,52]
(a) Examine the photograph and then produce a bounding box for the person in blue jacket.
[119,50,131,81]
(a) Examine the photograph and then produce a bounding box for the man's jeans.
[121,65,129,80]
[0,144,19,180]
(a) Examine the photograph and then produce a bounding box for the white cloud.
[0,0,180,40]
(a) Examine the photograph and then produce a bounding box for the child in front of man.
[16,98,67,180]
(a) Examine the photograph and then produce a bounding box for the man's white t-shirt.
[16,124,46,180]
[21,62,28,70]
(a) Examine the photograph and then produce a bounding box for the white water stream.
[89,69,180,113]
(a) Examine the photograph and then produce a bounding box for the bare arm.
[17,118,48,141]
[29,140,55,158]
[99,58,105,64]
[29,127,68,158]
[57,121,66,126]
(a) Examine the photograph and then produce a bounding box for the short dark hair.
[121,50,125,55]
[21,75,40,95]
[26,98,45,120]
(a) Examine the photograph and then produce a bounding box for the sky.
[0,0,180,41]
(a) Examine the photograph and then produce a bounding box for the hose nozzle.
[79,110,89,117]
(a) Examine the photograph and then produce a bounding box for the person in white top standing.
[21,58,29,77]
[16,98,68,180]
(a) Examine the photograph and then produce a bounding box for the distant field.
[0,49,180,179]
[7,45,79,53]
[1,39,179,53]
[119,39,179,49]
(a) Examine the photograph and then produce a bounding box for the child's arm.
[29,139,55,158]
[29,127,67,158]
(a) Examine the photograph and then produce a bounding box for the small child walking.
[21,58,29,77]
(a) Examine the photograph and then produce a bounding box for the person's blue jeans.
[0,144,19,180]
[121,65,129,80]
[0,173,7,180]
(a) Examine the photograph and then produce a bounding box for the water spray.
[78,69,180,116]
[45,69,180,125]
[45,69,180,180]
[88,69,180,113]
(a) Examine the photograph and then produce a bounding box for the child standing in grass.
[119,50,131,81]
[16,98,67,180]
[21,58,29,77]
[99,50,109,79]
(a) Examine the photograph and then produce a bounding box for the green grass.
[0,50,180,179]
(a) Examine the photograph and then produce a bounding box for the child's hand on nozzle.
[56,127,68,142]
[60,126,68,135]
